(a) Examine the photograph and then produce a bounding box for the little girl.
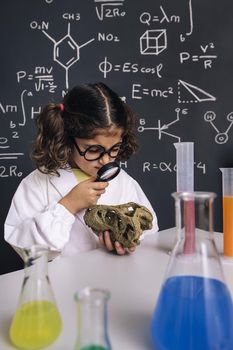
[5,82,158,259]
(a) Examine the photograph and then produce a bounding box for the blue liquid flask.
[151,192,233,350]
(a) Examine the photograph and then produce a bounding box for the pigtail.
[31,103,71,175]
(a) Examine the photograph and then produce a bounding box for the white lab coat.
[4,168,158,259]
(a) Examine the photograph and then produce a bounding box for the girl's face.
[71,127,124,177]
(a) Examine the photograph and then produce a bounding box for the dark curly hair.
[31,82,138,175]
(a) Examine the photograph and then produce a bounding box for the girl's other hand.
[99,230,136,255]
[59,178,108,214]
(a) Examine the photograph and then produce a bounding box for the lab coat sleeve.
[4,174,75,252]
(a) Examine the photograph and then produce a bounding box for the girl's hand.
[99,230,136,255]
[59,178,108,214]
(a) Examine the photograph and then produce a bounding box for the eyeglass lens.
[84,143,122,160]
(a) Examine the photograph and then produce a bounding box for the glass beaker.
[73,287,111,350]
[9,245,62,350]
[151,192,233,350]
[220,168,233,258]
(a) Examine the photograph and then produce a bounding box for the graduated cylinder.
[220,168,233,257]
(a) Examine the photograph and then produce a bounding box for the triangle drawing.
[178,80,216,103]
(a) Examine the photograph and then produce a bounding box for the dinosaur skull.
[84,202,153,248]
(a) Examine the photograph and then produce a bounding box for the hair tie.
[60,103,64,112]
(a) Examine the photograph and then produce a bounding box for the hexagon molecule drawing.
[42,23,95,89]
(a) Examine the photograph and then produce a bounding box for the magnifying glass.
[95,161,121,182]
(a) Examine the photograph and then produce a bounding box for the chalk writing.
[0,165,23,177]
[180,43,217,69]
[140,7,180,26]
[142,161,206,174]
[94,0,126,21]
[99,57,163,78]
[132,84,174,99]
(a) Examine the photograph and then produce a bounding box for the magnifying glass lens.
[96,162,120,182]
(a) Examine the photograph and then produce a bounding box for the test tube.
[174,142,195,254]
[220,168,233,258]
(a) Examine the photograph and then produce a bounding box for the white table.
[0,228,232,350]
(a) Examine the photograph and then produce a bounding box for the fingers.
[85,178,109,190]
[87,181,109,202]
[98,232,105,246]
[99,231,136,255]
[114,241,126,255]
[128,246,136,253]
[99,231,115,251]
[79,180,108,205]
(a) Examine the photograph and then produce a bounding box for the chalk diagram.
[204,111,233,144]
[42,23,95,89]
[178,80,216,103]
[140,29,167,55]
[138,108,188,142]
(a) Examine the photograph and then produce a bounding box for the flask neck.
[23,246,48,279]
[74,288,111,350]
[174,191,215,240]
[19,245,55,305]
[169,192,225,283]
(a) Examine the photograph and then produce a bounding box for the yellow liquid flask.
[9,245,62,350]
[73,287,111,350]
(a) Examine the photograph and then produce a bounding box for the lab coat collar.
[48,168,78,197]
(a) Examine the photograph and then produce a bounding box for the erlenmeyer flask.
[9,245,62,350]
[151,192,233,350]
[73,287,111,350]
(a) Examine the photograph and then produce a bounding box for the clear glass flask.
[151,192,233,350]
[9,245,62,350]
[73,287,111,350]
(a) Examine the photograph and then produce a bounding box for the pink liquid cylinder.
[184,199,195,254]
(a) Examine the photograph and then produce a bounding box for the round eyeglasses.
[74,141,124,161]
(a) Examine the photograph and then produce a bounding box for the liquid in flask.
[9,245,62,350]
[151,192,233,350]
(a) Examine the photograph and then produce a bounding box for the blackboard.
[1,0,233,274]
